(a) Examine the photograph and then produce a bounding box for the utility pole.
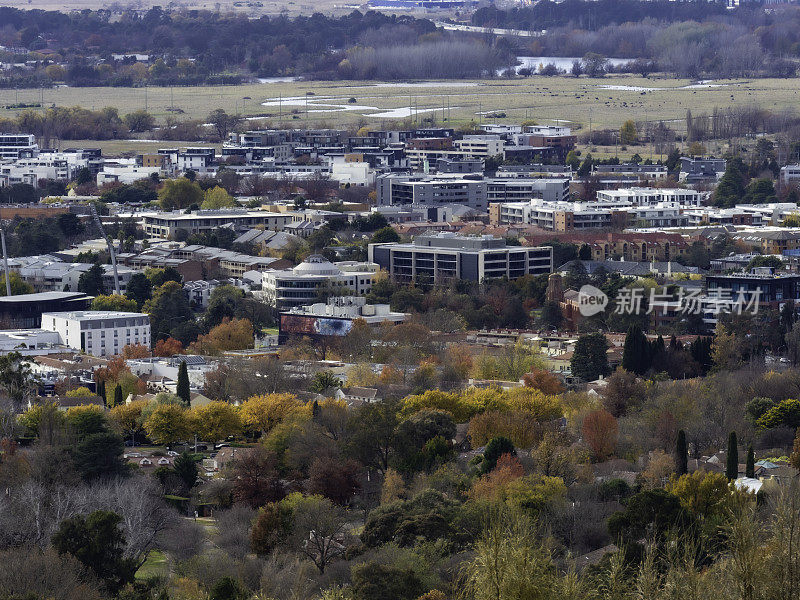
[0,226,10,296]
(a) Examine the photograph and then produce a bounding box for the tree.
[570,333,610,382]
[481,436,516,473]
[345,397,400,474]
[72,431,127,481]
[123,110,155,132]
[370,226,400,244]
[745,445,755,478]
[173,451,199,492]
[143,403,191,445]
[620,120,637,145]
[286,493,350,573]
[622,324,650,375]
[143,281,194,342]
[229,446,284,508]
[351,562,423,600]
[192,401,242,441]
[714,157,748,208]
[145,266,183,288]
[583,52,607,77]
[188,318,253,354]
[608,489,691,547]
[381,468,406,504]
[112,385,123,408]
[208,109,240,140]
[460,509,556,600]
[209,576,246,600]
[250,501,292,556]
[78,264,106,296]
[202,185,237,209]
[602,367,646,417]
[0,352,34,411]
[154,337,183,357]
[91,294,137,312]
[757,398,800,429]
[727,431,739,480]
[521,369,564,395]
[0,272,33,296]
[125,273,152,309]
[582,409,618,461]
[176,361,191,406]
[108,400,146,445]
[65,405,107,439]
[676,429,688,476]
[712,326,743,372]
[240,393,303,436]
[52,510,135,594]
[307,456,361,505]
[157,177,204,211]
[310,370,343,395]
[667,471,731,521]
[122,343,150,359]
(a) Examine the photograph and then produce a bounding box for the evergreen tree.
[676,429,688,476]
[726,431,739,480]
[113,384,123,408]
[713,157,748,208]
[177,361,191,407]
[746,445,755,478]
[622,324,650,375]
[98,380,106,406]
[173,451,198,492]
[570,332,610,382]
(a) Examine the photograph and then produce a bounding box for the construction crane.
[89,203,121,295]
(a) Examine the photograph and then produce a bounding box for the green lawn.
[136,549,168,581]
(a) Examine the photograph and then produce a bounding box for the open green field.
[2,74,797,141]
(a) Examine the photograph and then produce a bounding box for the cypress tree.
[177,361,191,407]
[746,445,755,478]
[676,429,688,476]
[726,431,739,480]
[113,384,123,408]
[622,324,650,375]
[98,380,106,406]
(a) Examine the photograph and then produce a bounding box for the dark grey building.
[369,233,552,284]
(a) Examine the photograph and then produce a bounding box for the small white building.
[0,329,64,356]
[40,311,151,357]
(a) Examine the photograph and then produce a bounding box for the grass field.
[2,74,797,152]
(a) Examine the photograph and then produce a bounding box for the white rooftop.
[42,311,147,320]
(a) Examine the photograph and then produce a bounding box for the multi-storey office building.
[369,233,553,284]
[376,174,570,210]
[261,255,379,310]
[142,210,293,239]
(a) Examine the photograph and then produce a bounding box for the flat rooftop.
[42,311,148,320]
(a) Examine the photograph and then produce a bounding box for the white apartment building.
[596,188,705,207]
[97,160,161,186]
[494,198,688,230]
[0,134,38,160]
[261,255,379,310]
[453,135,505,158]
[16,259,136,293]
[40,311,151,357]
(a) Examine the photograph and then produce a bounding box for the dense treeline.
[472,0,733,31]
[475,1,800,79]
[0,8,480,85]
